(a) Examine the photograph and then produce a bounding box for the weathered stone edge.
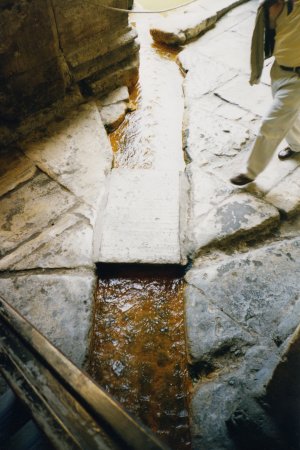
[150,0,250,46]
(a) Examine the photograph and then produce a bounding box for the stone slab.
[180,53,236,100]
[0,213,93,271]
[99,102,128,132]
[179,26,250,74]
[0,271,96,367]
[190,347,282,450]
[190,192,279,253]
[22,102,113,209]
[186,237,300,339]
[150,0,249,45]
[184,102,252,166]
[265,166,300,216]
[150,8,217,45]
[186,164,234,226]
[248,143,300,194]
[0,172,77,257]
[94,169,182,264]
[99,86,130,106]
[185,284,256,364]
[191,375,244,450]
[183,91,258,130]
[215,75,272,117]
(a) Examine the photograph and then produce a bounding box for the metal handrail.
[0,296,169,450]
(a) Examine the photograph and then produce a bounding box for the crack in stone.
[188,281,262,340]
[0,267,95,278]
[214,91,255,115]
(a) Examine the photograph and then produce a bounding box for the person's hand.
[269,0,284,28]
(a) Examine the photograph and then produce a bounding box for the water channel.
[88,4,190,449]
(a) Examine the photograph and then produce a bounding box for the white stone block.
[94,169,182,264]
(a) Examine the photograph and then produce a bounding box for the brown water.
[110,14,184,171]
[88,266,191,449]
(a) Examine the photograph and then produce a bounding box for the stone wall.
[0,0,139,122]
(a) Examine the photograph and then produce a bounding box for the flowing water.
[88,6,190,449]
[110,12,185,171]
[88,266,191,449]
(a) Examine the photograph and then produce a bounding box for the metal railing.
[0,296,169,450]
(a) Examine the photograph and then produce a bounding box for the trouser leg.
[285,112,300,152]
[246,70,300,178]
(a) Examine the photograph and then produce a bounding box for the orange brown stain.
[88,265,191,450]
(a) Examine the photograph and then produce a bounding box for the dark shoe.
[278,146,296,160]
[230,174,254,186]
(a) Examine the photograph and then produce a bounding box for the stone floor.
[167,1,300,449]
[0,102,113,366]
[0,0,300,448]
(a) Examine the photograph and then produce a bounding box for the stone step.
[93,169,183,264]
[150,0,249,45]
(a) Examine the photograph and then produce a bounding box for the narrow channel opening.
[87,263,191,450]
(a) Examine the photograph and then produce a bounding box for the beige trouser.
[246,61,300,179]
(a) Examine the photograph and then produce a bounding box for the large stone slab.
[0,172,77,257]
[184,101,252,167]
[215,75,271,117]
[265,165,300,216]
[180,53,236,100]
[186,237,300,448]
[150,0,249,45]
[22,102,113,209]
[189,192,279,254]
[97,86,130,131]
[98,86,130,106]
[191,374,244,450]
[245,140,299,195]
[187,165,234,218]
[150,7,217,45]
[179,24,250,74]
[0,212,93,271]
[94,169,182,264]
[191,344,281,450]
[185,284,256,365]
[100,102,128,132]
[186,238,300,339]
[0,270,96,367]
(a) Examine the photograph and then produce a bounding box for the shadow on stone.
[227,326,300,450]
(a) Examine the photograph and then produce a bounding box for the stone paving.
[162,0,300,448]
[0,101,113,366]
[0,0,300,448]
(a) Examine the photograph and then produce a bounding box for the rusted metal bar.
[0,296,170,450]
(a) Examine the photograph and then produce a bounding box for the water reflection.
[110,14,184,171]
[88,265,191,450]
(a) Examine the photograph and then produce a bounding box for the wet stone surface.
[0,100,113,366]
[88,265,191,450]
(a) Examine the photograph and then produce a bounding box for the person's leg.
[284,112,300,152]
[278,113,300,159]
[246,78,300,178]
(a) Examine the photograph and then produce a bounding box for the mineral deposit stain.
[88,265,191,450]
